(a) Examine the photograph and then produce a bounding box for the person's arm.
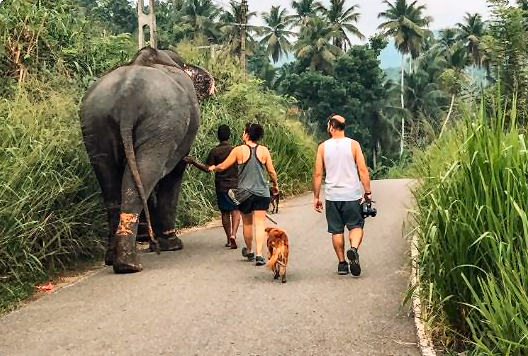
[352,140,372,200]
[313,143,324,212]
[210,147,238,172]
[263,147,279,194]
[183,156,210,173]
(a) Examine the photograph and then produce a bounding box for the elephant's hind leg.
[114,149,176,273]
[149,159,188,252]
[82,130,124,267]
[113,212,142,273]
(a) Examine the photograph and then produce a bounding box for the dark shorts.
[216,190,238,212]
[238,194,270,215]
[325,200,364,234]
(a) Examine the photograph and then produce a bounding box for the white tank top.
[323,137,363,201]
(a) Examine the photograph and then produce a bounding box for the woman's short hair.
[244,123,264,142]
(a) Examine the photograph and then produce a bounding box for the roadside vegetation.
[411,90,528,354]
[401,1,528,354]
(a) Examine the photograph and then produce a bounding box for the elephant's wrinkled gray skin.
[79,46,215,274]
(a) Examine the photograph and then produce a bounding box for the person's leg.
[221,211,232,246]
[238,197,255,260]
[251,196,271,266]
[332,233,346,262]
[241,212,254,260]
[253,209,267,264]
[230,209,241,245]
[216,190,232,246]
[349,228,363,250]
[326,200,348,275]
[343,200,365,277]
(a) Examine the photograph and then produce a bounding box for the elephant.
[79,46,215,274]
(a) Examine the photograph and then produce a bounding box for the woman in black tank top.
[209,123,279,266]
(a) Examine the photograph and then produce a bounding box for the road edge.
[411,232,437,356]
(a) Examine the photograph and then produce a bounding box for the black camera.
[361,200,377,218]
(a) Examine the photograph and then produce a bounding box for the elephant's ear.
[182,64,216,102]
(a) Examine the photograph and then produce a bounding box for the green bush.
[0,79,105,311]
[0,43,317,312]
[412,95,528,354]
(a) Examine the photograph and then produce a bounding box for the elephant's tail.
[120,125,160,254]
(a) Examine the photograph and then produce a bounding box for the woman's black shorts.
[238,194,270,215]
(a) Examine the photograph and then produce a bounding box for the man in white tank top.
[312,115,372,277]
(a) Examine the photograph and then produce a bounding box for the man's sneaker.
[347,248,361,276]
[337,261,349,275]
[242,247,254,262]
[255,256,266,266]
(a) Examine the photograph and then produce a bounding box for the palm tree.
[405,69,447,122]
[438,42,469,137]
[456,13,485,68]
[260,6,296,63]
[377,0,432,155]
[220,1,258,56]
[318,0,364,51]
[417,45,448,82]
[274,62,298,93]
[181,0,222,42]
[438,28,459,49]
[293,17,341,73]
[370,79,408,169]
[288,0,323,27]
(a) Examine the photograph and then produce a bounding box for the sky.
[238,0,495,45]
[141,0,516,67]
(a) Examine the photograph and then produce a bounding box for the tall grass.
[412,92,528,354]
[0,79,106,310]
[0,43,317,312]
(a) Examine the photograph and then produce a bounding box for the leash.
[228,189,278,225]
[266,214,278,225]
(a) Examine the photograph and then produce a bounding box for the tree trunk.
[400,54,405,156]
[439,94,456,138]
[373,144,378,171]
[373,140,381,171]
[401,54,405,108]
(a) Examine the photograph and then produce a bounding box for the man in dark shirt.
[185,125,241,249]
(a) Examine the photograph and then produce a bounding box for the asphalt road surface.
[0,179,419,356]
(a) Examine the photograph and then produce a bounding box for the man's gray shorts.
[325,200,364,234]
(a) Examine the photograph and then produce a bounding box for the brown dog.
[265,227,289,283]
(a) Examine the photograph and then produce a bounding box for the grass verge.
[411,93,528,355]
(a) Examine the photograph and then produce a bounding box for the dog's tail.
[266,243,287,270]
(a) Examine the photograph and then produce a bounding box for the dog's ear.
[275,229,286,239]
[265,227,272,233]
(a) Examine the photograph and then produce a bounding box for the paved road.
[0,179,419,356]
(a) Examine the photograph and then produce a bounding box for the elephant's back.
[80,65,195,126]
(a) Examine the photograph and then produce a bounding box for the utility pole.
[240,0,248,76]
[138,0,157,49]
